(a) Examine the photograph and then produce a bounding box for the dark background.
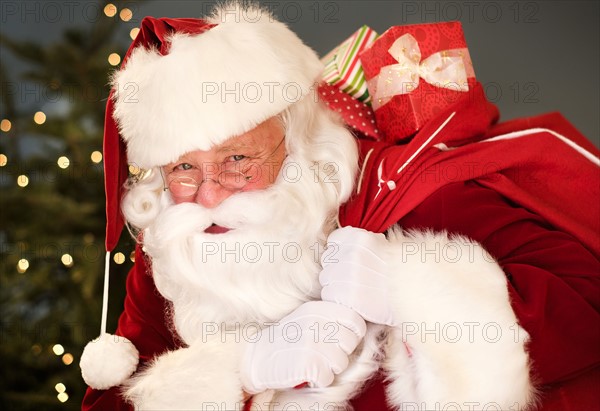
[3,0,599,145]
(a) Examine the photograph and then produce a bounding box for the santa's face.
[162,117,287,213]
[142,117,336,343]
[122,102,359,344]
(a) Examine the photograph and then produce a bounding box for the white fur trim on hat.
[111,3,324,169]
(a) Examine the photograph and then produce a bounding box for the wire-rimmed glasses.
[163,137,285,198]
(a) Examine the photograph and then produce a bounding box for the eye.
[229,154,246,162]
[174,163,193,171]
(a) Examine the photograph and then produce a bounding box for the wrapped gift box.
[321,25,378,103]
[360,22,476,141]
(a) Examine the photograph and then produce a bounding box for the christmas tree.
[0,2,141,409]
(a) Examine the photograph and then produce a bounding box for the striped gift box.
[321,25,378,103]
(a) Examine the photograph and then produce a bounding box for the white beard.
[142,163,335,345]
[141,179,385,408]
[123,110,386,409]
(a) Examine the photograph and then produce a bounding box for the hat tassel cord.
[78,251,140,389]
[100,251,111,336]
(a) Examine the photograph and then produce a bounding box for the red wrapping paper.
[360,21,476,142]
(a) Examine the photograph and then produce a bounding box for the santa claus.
[81,3,599,410]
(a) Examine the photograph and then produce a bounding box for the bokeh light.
[108,53,121,66]
[104,4,117,17]
[33,111,46,124]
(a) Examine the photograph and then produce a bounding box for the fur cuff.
[124,338,244,410]
[383,228,535,410]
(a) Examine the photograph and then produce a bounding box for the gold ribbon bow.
[369,33,472,110]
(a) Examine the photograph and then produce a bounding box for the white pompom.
[80,333,139,390]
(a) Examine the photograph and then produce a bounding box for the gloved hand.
[320,226,397,326]
[240,300,366,394]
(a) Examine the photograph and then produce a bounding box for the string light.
[17,259,29,273]
[31,344,42,355]
[0,154,7,166]
[61,254,74,267]
[130,251,136,262]
[90,151,103,163]
[62,353,74,365]
[119,8,133,21]
[130,27,140,40]
[57,392,69,403]
[17,175,29,187]
[108,53,121,66]
[113,252,126,264]
[0,119,11,132]
[104,3,117,17]
[33,111,46,125]
[55,383,66,393]
[52,344,65,356]
[57,156,70,169]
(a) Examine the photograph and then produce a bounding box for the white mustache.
[145,185,281,250]
[209,188,280,229]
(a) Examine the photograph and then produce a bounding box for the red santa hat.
[81,3,324,390]
[104,4,323,252]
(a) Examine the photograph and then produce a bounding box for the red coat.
[83,86,600,410]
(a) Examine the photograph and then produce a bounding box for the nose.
[194,180,234,209]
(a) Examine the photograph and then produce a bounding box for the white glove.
[240,300,366,394]
[320,226,397,326]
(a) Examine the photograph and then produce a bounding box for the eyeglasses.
[163,137,285,198]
